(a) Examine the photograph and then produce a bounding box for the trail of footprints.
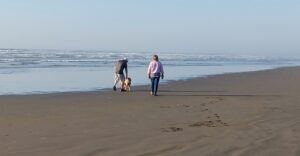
[161,97,229,133]
[189,113,229,128]
[161,127,183,132]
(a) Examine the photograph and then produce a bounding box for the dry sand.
[0,67,300,156]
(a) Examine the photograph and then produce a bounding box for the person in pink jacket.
[147,55,164,96]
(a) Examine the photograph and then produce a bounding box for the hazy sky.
[0,0,299,54]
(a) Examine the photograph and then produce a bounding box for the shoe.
[113,86,116,91]
[150,92,153,95]
[121,89,126,92]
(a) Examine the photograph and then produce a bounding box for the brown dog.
[124,77,132,91]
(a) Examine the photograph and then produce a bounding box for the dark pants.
[151,76,160,95]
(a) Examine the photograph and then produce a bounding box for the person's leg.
[154,77,160,96]
[113,74,120,91]
[150,77,155,95]
[121,81,125,91]
[119,74,126,91]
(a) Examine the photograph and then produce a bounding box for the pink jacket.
[147,61,164,77]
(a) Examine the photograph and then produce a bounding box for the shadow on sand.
[135,89,228,93]
[134,89,279,97]
[156,94,280,97]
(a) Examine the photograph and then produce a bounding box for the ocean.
[0,49,299,95]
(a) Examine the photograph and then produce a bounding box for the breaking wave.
[0,49,298,69]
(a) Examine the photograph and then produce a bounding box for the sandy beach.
[0,67,300,156]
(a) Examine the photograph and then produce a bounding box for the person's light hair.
[152,55,159,61]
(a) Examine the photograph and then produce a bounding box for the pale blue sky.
[0,0,299,55]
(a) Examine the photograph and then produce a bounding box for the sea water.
[0,49,299,95]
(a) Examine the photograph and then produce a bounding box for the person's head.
[123,58,128,62]
[152,55,159,61]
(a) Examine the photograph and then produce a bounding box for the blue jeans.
[151,76,160,95]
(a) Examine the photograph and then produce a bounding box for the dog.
[124,77,132,91]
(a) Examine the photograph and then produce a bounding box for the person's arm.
[160,62,164,79]
[114,62,117,73]
[147,62,152,79]
[125,67,128,79]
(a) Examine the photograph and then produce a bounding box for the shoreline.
[0,65,298,97]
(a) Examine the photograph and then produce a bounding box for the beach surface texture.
[0,67,300,156]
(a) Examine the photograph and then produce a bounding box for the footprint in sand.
[201,108,209,112]
[205,97,225,105]
[189,120,228,128]
[213,97,225,101]
[160,106,171,109]
[200,103,206,106]
[214,113,220,118]
[209,101,217,104]
[207,114,220,119]
[183,104,191,108]
[161,127,183,132]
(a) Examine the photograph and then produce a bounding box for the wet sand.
[0,67,300,156]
